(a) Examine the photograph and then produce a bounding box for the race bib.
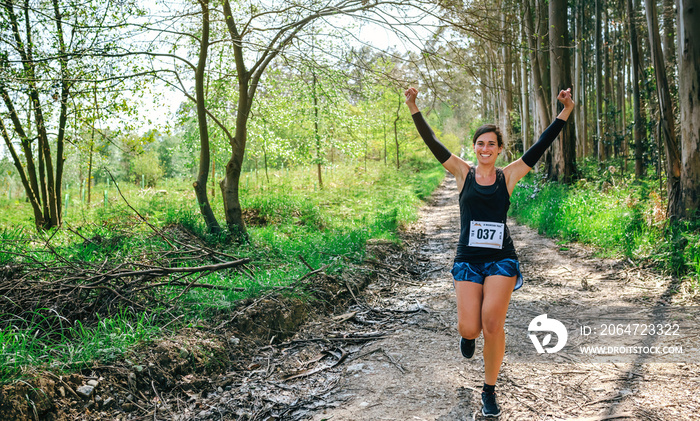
[468,220,504,249]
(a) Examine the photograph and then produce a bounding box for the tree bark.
[574,0,586,158]
[313,71,323,189]
[520,14,530,152]
[627,0,647,179]
[52,0,68,225]
[193,0,222,234]
[604,5,613,160]
[645,0,682,218]
[500,4,513,153]
[549,0,577,183]
[663,0,678,105]
[596,0,605,162]
[394,94,401,169]
[536,0,551,105]
[524,0,551,144]
[678,0,700,219]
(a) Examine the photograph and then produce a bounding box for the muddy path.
[177,175,699,421]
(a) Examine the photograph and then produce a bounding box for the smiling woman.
[404,85,575,418]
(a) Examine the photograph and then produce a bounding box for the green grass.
[0,310,160,381]
[0,159,445,382]
[510,174,700,286]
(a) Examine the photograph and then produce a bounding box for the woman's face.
[473,132,502,165]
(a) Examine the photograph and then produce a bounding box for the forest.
[0,0,699,419]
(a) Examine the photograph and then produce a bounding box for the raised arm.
[504,88,575,193]
[404,87,469,188]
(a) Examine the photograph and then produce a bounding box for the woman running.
[404,86,575,417]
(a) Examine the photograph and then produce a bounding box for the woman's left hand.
[557,88,575,109]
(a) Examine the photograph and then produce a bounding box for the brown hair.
[472,124,503,148]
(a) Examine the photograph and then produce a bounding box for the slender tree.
[574,0,586,158]
[499,2,513,151]
[0,0,138,231]
[523,0,550,141]
[677,0,700,219]
[519,13,531,152]
[644,0,682,218]
[626,0,647,179]
[192,0,222,234]
[595,0,604,162]
[217,0,407,238]
[548,0,577,183]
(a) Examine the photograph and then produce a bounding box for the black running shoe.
[481,391,501,417]
[459,337,475,359]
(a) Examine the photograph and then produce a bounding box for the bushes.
[510,176,699,286]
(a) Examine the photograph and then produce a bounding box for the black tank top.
[455,167,518,263]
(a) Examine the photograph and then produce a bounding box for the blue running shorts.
[451,258,523,291]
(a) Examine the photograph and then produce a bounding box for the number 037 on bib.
[468,221,505,250]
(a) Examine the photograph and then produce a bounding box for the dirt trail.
[298,175,700,421]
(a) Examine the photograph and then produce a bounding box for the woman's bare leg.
[454,280,483,340]
[481,275,516,385]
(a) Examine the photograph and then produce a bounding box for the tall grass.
[0,310,159,382]
[511,175,700,286]
[0,159,445,381]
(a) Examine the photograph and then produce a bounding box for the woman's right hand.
[404,87,419,114]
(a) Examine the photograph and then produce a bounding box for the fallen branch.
[84,258,251,284]
[280,348,348,381]
[567,413,635,421]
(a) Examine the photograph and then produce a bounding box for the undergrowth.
[0,160,444,382]
[511,173,700,287]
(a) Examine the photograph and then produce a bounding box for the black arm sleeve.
[411,111,452,164]
[521,118,567,167]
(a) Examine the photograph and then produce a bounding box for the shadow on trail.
[601,276,689,420]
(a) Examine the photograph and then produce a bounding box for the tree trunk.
[193,0,222,234]
[575,0,586,158]
[383,116,387,165]
[524,0,551,144]
[663,0,678,107]
[520,15,530,152]
[313,72,323,189]
[536,0,551,105]
[88,84,98,205]
[627,0,647,179]
[211,156,216,197]
[500,6,513,153]
[221,97,250,239]
[604,5,613,160]
[0,118,44,227]
[645,0,682,218]
[52,0,68,225]
[549,0,577,183]
[678,0,700,218]
[87,143,93,204]
[1,0,69,230]
[480,66,488,118]
[596,0,605,162]
[394,94,401,169]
